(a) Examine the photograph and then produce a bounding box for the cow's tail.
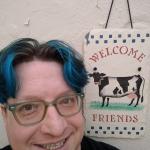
[140,76,145,103]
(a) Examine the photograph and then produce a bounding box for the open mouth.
[36,139,66,150]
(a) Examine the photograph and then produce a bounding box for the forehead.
[15,59,62,77]
[14,60,71,100]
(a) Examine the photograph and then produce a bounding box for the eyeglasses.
[2,93,84,126]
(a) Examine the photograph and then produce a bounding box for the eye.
[58,96,77,107]
[16,102,40,116]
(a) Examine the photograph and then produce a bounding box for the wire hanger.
[105,0,133,29]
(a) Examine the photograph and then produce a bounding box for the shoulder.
[0,145,12,150]
[81,136,119,150]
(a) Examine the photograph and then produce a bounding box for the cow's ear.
[88,73,92,77]
[100,73,106,76]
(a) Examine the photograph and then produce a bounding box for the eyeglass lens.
[9,94,83,126]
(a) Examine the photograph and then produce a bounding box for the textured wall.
[0,0,150,149]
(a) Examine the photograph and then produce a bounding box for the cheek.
[67,113,85,149]
[4,113,37,147]
[68,112,85,133]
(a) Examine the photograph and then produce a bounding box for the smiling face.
[2,60,85,150]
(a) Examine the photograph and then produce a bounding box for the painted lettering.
[88,46,146,63]
[92,114,139,123]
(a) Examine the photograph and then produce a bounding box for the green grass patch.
[89,101,144,111]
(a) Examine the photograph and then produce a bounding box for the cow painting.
[89,67,145,107]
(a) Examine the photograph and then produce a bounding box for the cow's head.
[88,67,106,84]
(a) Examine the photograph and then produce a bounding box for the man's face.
[2,60,85,150]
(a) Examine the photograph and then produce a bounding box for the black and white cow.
[89,67,145,107]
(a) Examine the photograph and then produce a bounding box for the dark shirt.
[0,145,11,150]
[81,136,120,150]
[0,136,119,150]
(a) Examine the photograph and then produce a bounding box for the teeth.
[42,139,65,150]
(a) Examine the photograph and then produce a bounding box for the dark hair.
[0,38,88,103]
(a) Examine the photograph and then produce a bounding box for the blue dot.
[114,40,117,43]
[107,127,110,130]
[123,39,126,43]
[104,40,108,43]
[137,34,140,37]
[115,127,119,130]
[87,131,90,134]
[100,35,103,38]
[141,39,145,42]
[96,40,99,44]
[146,33,150,37]
[124,127,127,130]
[103,131,106,134]
[140,127,144,130]
[128,34,131,37]
[109,35,112,38]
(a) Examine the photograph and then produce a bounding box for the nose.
[40,106,67,136]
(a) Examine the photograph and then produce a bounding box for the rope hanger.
[105,0,133,29]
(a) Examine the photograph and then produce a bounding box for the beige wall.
[0,0,150,149]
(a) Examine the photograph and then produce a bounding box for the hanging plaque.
[84,29,150,138]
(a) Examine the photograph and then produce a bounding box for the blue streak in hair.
[47,40,88,93]
[2,52,16,98]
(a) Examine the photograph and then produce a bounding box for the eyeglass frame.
[1,93,84,126]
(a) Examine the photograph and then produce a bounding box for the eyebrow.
[15,90,75,102]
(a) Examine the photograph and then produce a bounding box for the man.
[0,38,119,150]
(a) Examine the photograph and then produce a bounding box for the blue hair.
[0,38,88,103]
[46,40,88,93]
[0,47,16,103]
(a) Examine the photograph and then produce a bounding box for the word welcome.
[89,45,146,63]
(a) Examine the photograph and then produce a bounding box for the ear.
[81,100,86,120]
[0,105,7,123]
